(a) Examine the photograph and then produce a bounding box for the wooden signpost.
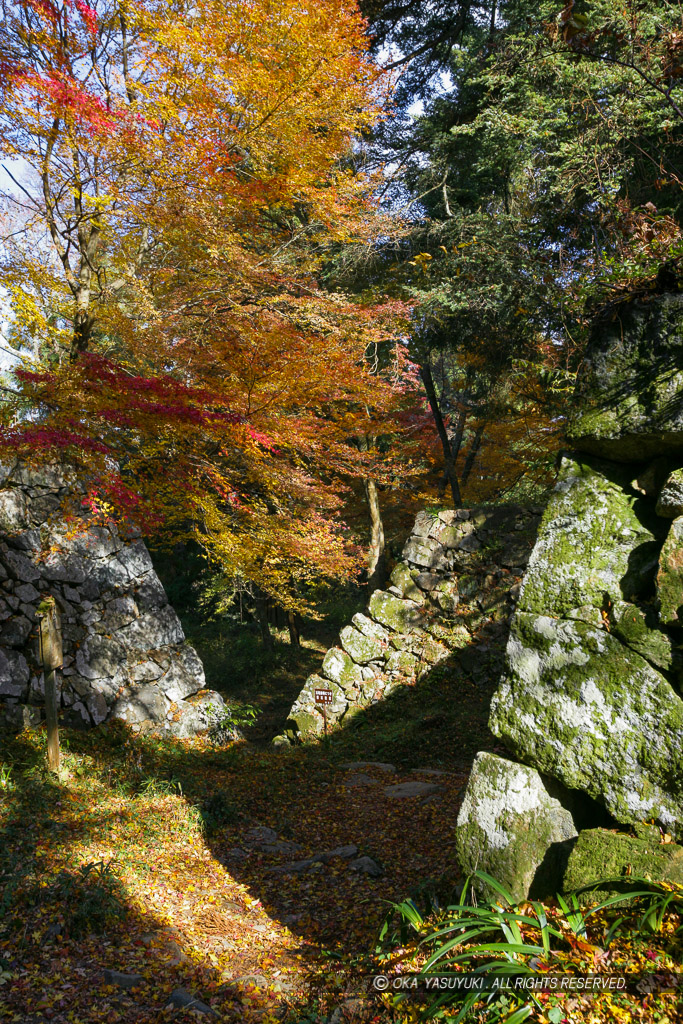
[37,597,63,773]
[314,687,333,739]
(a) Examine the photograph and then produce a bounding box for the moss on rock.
[368,590,423,633]
[389,563,424,604]
[490,612,683,837]
[518,456,659,618]
[656,468,683,518]
[456,753,578,902]
[384,649,418,677]
[609,600,674,671]
[657,516,683,626]
[339,626,387,665]
[321,648,364,690]
[563,828,683,898]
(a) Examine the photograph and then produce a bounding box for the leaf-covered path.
[0,676,481,1024]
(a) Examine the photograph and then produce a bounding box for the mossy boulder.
[286,673,349,741]
[518,456,659,619]
[433,579,459,613]
[563,828,683,899]
[657,516,683,626]
[429,522,470,549]
[286,710,323,740]
[384,649,418,677]
[293,674,347,715]
[321,648,364,691]
[490,612,683,837]
[656,468,683,518]
[402,536,448,570]
[567,293,683,460]
[351,613,389,641]
[368,590,423,633]
[609,600,674,672]
[417,636,450,665]
[389,563,424,604]
[455,753,578,902]
[339,626,386,665]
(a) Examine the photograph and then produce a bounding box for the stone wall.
[456,293,683,900]
[0,463,225,738]
[279,504,542,745]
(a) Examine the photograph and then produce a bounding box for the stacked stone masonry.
[0,463,225,737]
[281,505,541,744]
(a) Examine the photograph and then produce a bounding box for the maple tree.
[0,0,414,608]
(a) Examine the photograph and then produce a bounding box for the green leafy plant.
[206,700,261,744]
[379,870,683,1022]
[0,763,14,792]
[50,860,125,937]
[199,791,241,835]
[137,775,183,798]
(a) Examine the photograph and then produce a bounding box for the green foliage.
[49,860,126,937]
[199,791,242,835]
[379,869,683,1021]
[0,763,14,793]
[137,775,183,798]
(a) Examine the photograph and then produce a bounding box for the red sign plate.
[315,688,333,705]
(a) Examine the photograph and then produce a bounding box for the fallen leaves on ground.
[1,720,681,1024]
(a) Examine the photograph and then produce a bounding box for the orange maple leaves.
[1,0,412,606]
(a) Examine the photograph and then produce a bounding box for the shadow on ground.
[0,611,511,1022]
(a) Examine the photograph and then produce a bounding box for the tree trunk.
[253,589,273,650]
[461,423,485,488]
[420,360,462,507]
[287,610,300,647]
[38,600,62,773]
[70,306,94,362]
[45,669,60,773]
[363,476,388,591]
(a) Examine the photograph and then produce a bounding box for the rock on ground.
[455,752,578,902]
[563,828,683,899]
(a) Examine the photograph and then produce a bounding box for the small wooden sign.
[314,688,333,705]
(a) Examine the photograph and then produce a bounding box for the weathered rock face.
[489,454,683,836]
[564,827,683,897]
[474,293,683,872]
[657,516,683,627]
[455,753,579,901]
[0,464,225,738]
[490,612,683,833]
[513,456,661,621]
[280,506,541,744]
[567,293,683,460]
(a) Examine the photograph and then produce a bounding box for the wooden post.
[314,688,332,742]
[37,597,63,773]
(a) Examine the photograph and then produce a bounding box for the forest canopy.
[1,0,681,602]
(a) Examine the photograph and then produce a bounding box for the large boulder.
[455,753,578,902]
[490,449,683,838]
[490,612,683,837]
[368,590,424,633]
[656,469,683,518]
[567,293,683,460]
[516,456,660,620]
